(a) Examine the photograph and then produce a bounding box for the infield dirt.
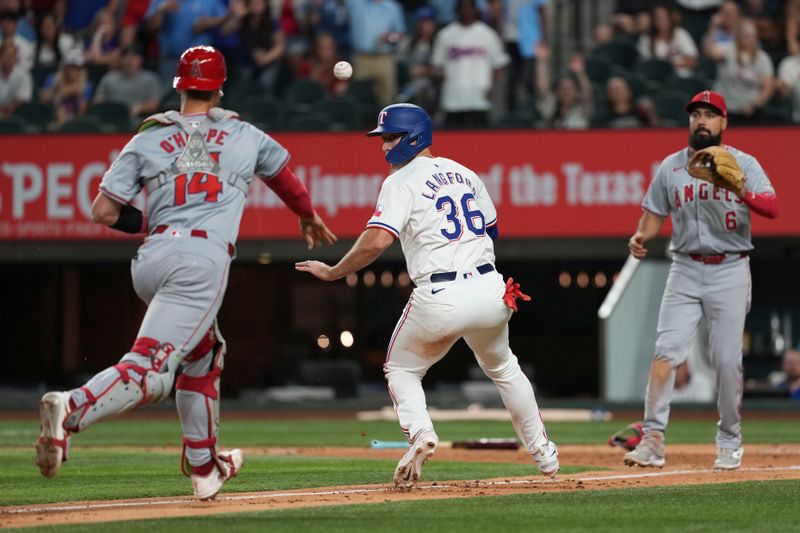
[3,443,800,528]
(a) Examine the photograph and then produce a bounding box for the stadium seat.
[492,114,534,129]
[0,116,25,133]
[57,115,106,133]
[12,102,55,132]
[696,58,717,83]
[159,90,180,112]
[286,112,332,131]
[591,41,639,70]
[239,95,284,130]
[346,79,378,108]
[681,15,708,49]
[283,79,326,113]
[654,90,688,123]
[513,96,543,122]
[223,79,265,104]
[636,59,674,83]
[666,76,708,100]
[86,64,108,88]
[585,57,611,85]
[88,102,133,132]
[396,62,410,91]
[311,98,360,130]
[31,65,56,98]
[621,72,648,99]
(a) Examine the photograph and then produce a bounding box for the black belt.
[430,263,494,283]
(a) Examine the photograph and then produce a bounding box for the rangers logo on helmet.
[367,104,433,166]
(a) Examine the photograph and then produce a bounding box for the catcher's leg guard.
[64,338,176,432]
[176,322,226,474]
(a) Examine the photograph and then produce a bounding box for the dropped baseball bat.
[371,438,519,450]
[371,440,408,449]
[450,438,519,450]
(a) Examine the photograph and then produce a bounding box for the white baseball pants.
[384,268,549,454]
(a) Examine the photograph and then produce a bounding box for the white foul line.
[6,465,800,515]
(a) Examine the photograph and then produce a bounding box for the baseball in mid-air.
[333,61,353,80]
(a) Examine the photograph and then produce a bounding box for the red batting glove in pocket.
[503,277,531,312]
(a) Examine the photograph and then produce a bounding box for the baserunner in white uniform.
[625,90,778,470]
[296,103,558,489]
[34,46,336,500]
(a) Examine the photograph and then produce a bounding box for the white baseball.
[333,61,353,80]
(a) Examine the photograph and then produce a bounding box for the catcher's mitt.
[608,421,644,451]
[687,146,745,194]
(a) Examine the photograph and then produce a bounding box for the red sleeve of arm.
[742,191,779,219]
[264,166,315,219]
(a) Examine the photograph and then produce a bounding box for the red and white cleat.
[35,391,72,478]
[191,449,244,500]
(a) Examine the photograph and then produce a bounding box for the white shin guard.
[177,323,226,473]
[65,344,176,432]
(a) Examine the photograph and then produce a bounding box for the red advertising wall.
[0,128,795,240]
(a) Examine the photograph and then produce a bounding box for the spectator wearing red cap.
[708,18,775,123]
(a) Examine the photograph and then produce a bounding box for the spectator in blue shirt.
[146,0,229,90]
[502,0,547,112]
[780,347,800,400]
[63,0,114,40]
[308,0,351,58]
[346,0,405,106]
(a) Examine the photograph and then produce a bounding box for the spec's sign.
[0,128,796,240]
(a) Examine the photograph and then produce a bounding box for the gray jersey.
[99,109,289,247]
[642,145,775,253]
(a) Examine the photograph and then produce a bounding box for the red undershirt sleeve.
[742,191,778,219]
[263,166,315,219]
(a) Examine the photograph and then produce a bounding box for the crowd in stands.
[0,0,799,133]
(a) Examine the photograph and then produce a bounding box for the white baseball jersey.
[366,155,497,285]
[377,154,553,459]
[642,145,774,253]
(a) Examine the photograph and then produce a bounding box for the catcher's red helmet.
[173,46,226,91]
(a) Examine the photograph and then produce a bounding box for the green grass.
[3,417,799,530]
[4,417,800,448]
[19,480,800,533]
[0,448,588,506]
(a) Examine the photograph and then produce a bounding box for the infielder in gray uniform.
[624,90,778,470]
[34,46,336,499]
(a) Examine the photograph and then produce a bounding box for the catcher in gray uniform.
[34,46,337,499]
[625,90,778,471]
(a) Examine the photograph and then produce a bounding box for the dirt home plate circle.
[333,61,353,80]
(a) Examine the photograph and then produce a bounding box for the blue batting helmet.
[367,104,432,165]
